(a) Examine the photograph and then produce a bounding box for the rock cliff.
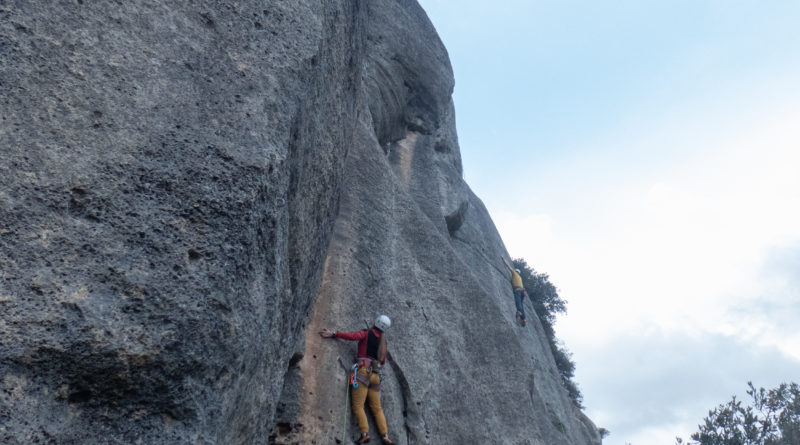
[0,1,600,444]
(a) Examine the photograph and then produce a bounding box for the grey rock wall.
[1,1,361,443]
[0,1,600,444]
[271,2,601,444]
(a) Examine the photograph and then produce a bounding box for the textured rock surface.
[272,2,601,444]
[1,1,360,443]
[0,1,600,444]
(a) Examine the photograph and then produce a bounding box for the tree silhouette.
[676,382,800,445]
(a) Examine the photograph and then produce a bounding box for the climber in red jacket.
[320,315,393,445]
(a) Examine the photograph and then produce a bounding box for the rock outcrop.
[0,1,600,444]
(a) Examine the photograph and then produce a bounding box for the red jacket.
[335,327,386,365]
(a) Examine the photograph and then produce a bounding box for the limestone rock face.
[0,1,600,444]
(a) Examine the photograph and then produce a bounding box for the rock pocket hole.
[288,352,303,368]
[68,389,91,403]
[276,422,291,435]
[444,200,469,236]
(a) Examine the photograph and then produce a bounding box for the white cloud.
[491,211,557,265]
[495,100,800,337]
[490,96,800,443]
[422,2,800,442]
[577,329,800,444]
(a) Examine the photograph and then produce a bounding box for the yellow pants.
[351,367,388,435]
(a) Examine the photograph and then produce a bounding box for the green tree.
[511,258,583,407]
[676,381,800,445]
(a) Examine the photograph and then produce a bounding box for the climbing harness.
[352,359,382,392]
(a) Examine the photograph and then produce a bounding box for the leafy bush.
[676,381,800,445]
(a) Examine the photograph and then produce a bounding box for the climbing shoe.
[520,318,526,327]
[381,434,393,444]
[355,433,371,444]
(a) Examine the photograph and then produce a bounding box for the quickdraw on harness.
[349,363,360,388]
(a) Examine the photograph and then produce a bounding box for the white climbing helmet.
[514,268,521,274]
[375,315,391,331]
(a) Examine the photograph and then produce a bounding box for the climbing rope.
[451,235,509,280]
[451,236,542,332]
[453,240,565,440]
[343,377,351,442]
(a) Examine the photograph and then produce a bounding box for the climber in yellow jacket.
[319,315,393,445]
[502,257,528,326]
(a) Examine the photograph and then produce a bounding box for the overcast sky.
[417,1,800,443]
